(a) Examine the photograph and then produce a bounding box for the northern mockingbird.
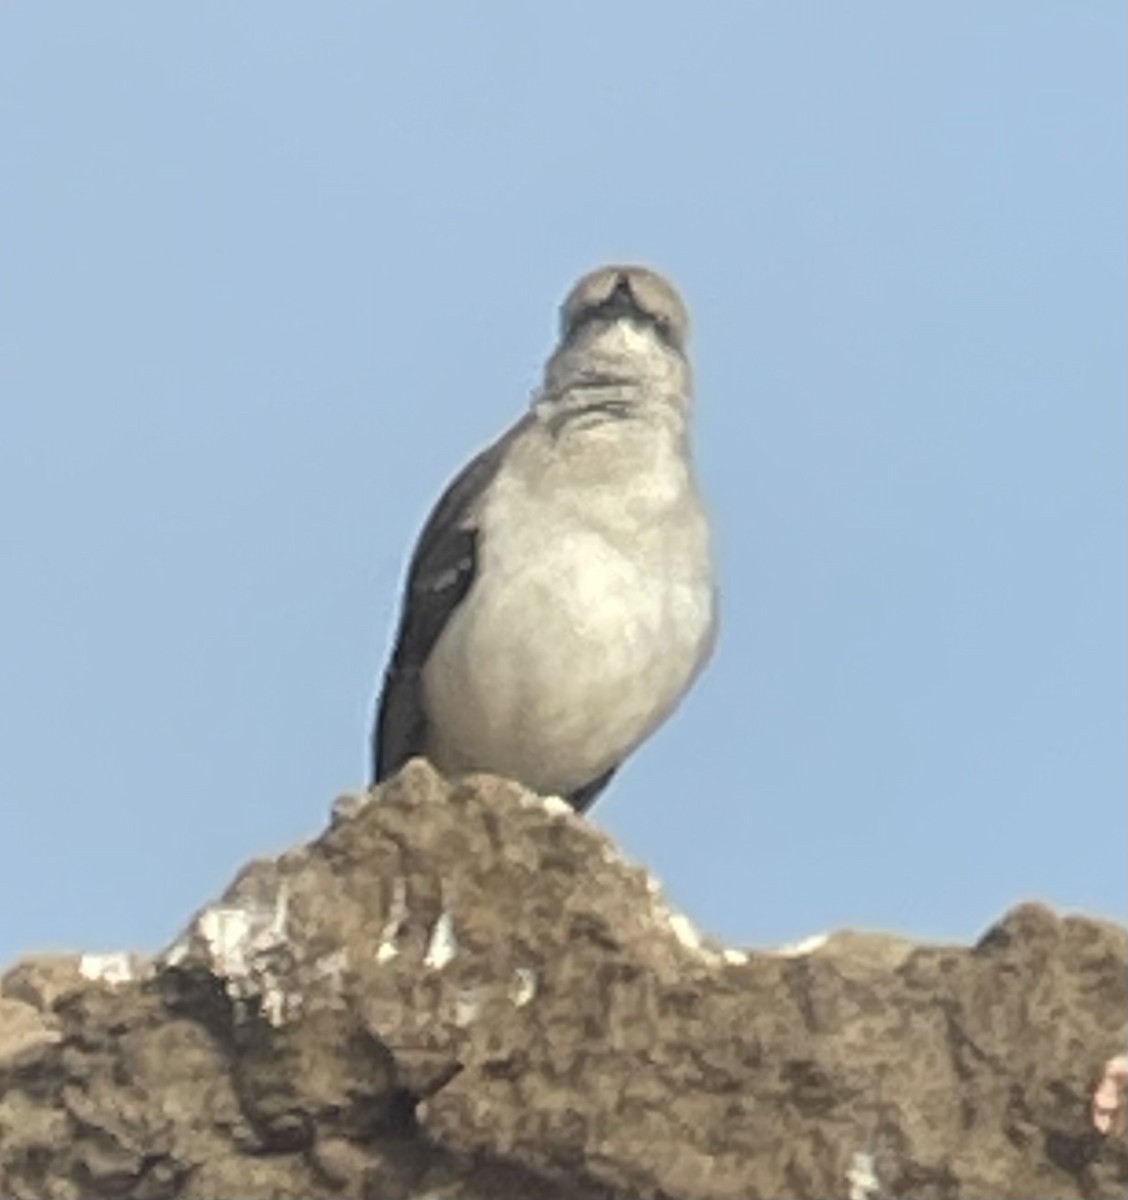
[372,264,717,811]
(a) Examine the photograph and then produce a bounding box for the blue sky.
[1,4,1123,965]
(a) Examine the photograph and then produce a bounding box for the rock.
[0,760,1124,1199]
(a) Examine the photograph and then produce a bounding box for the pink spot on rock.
[1091,1053,1128,1136]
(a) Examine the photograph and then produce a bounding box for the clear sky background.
[1,4,1123,966]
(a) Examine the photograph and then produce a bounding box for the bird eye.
[651,315,680,351]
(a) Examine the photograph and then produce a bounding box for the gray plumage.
[372,264,717,812]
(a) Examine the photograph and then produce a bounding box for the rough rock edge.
[0,760,1123,1200]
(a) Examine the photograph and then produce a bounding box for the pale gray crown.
[559,265,690,355]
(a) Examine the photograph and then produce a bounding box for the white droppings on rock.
[375,877,408,964]
[666,911,703,952]
[162,936,189,967]
[454,987,481,1027]
[194,883,294,1025]
[512,966,538,1007]
[197,907,255,976]
[776,933,830,958]
[259,982,289,1025]
[538,794,574,818]
[846,1150,881,1200]
[78,953,135,985]
[199,886,289,978]
[722,948,749,966]
[424,911,458,971]
[639,874,741,965]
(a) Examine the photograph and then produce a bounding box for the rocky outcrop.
[1,761,1124,1199]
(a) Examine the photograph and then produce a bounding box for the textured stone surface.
[0,761,1124,1199]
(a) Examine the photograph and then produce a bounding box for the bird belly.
[421,528,712,797]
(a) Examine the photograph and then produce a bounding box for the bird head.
[559,265,690,357]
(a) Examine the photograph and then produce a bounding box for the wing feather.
[371,416,531,782]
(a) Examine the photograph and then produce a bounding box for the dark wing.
[371,417,531,784]
[566,767,617,814]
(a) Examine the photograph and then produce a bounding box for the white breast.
[421,419,716,797]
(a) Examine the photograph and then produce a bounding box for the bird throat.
[536,374,647,436]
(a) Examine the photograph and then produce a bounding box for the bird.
[371,264,717,812]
